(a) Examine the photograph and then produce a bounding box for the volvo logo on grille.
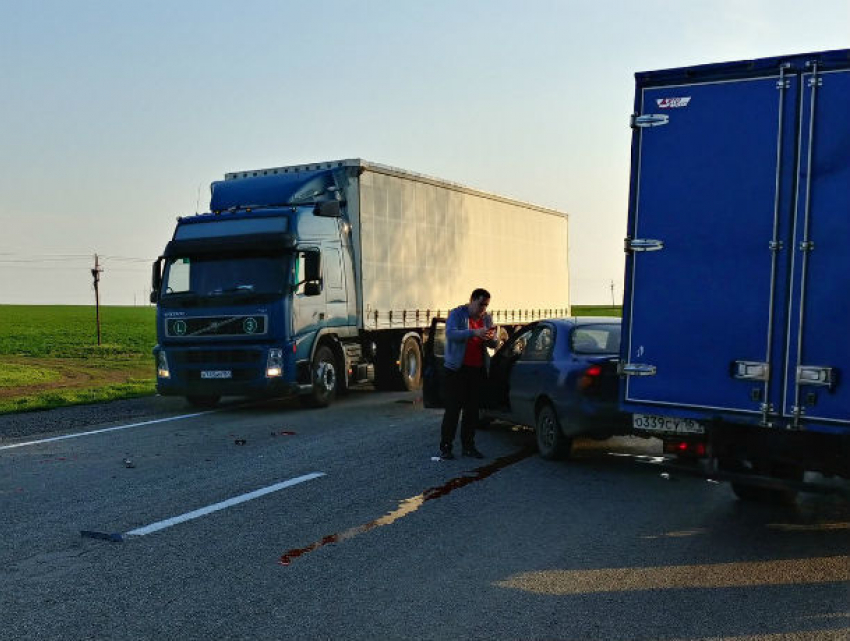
[243,317,258,334]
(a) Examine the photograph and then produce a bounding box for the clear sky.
[1,0,847,306]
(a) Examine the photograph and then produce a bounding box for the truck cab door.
[423,318,446,408]
[291,250,324,361]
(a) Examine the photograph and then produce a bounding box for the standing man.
[439,288,498,459]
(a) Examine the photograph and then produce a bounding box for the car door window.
[521,325,554,362]
[509,328,533,358]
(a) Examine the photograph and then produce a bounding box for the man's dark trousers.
[440,365,485,452]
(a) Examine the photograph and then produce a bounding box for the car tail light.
[578,365,602,390]
[663,440,707,457]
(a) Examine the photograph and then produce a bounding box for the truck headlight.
[266,348,283,378]
[157,351,170,379]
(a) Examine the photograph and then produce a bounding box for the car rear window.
[571,324,620,354]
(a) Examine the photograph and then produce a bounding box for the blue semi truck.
[151,159,570,409]
[620,49,850,501]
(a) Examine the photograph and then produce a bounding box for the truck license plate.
[200,370,232,379]
[633,413,705,434]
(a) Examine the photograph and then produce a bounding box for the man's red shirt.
[463,317,485,367]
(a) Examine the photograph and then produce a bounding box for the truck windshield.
[161,255,288,303]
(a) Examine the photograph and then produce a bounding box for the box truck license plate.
[201,370,232,379]
[633,414,704,434]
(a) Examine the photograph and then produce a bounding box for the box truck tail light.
[266,348,284,378]
[157,351,170,379]
[664,440,707,458]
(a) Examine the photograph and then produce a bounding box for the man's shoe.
[439,449,455,460]
[462,447,485,459]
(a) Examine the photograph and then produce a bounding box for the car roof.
[540,316,621,327]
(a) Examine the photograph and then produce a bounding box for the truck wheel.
[186,395,220,409]
[535,404,572,460]
[728,460,802,505]
[399,336,423,391]
[302,345,337,408]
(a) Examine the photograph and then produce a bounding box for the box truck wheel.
[535,403,572,460]
[186,395,220,409]
[301,344,337,408]
[726,459,802,505]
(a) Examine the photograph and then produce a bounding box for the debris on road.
[80,530,124,543]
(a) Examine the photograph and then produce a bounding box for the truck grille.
[165,315,267,338]
[172,349,263,365]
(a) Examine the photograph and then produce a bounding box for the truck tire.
[399,336,423,391]
[727,459,802,505]
[186,395,220,409]
[301,344,337,408]
[535,403,572,460]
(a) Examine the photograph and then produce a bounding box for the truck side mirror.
[304,282,322,297]
[150,258,163,303]
[305,251,321,282]
[314,201,341,217]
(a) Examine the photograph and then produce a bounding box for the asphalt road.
[1,391,848,640]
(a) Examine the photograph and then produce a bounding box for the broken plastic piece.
[81,530,124,543]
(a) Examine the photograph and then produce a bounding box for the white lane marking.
[125,472,326,537]
[0,411,217,452]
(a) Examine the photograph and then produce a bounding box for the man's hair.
[470,288,490,301]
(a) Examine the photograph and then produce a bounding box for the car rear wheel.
[535,403,572,460]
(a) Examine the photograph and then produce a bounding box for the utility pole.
[91,254,103,345]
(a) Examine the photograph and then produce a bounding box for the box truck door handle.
[625,238,664,253]
[796,366,835,389]
[618,363,657,377]
[630,114,669,128]
[732,361,770,381]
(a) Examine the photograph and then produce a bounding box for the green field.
[0,305,156,414]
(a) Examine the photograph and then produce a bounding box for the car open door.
[422,317,446,408]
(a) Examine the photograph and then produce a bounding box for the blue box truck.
[620,50,850,502]
[151,159,569,409]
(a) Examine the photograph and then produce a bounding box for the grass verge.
[0,305,156,414]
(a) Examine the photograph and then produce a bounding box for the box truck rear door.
[623,72,798,416]
[784,67,850,428]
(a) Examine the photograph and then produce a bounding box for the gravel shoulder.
[0,395,197,443]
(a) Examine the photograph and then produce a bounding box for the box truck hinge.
[625,238,664,253]
[796,366,835,389]
[618,363,657,377]
[732,361,769,381]
[630,114,669,128]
